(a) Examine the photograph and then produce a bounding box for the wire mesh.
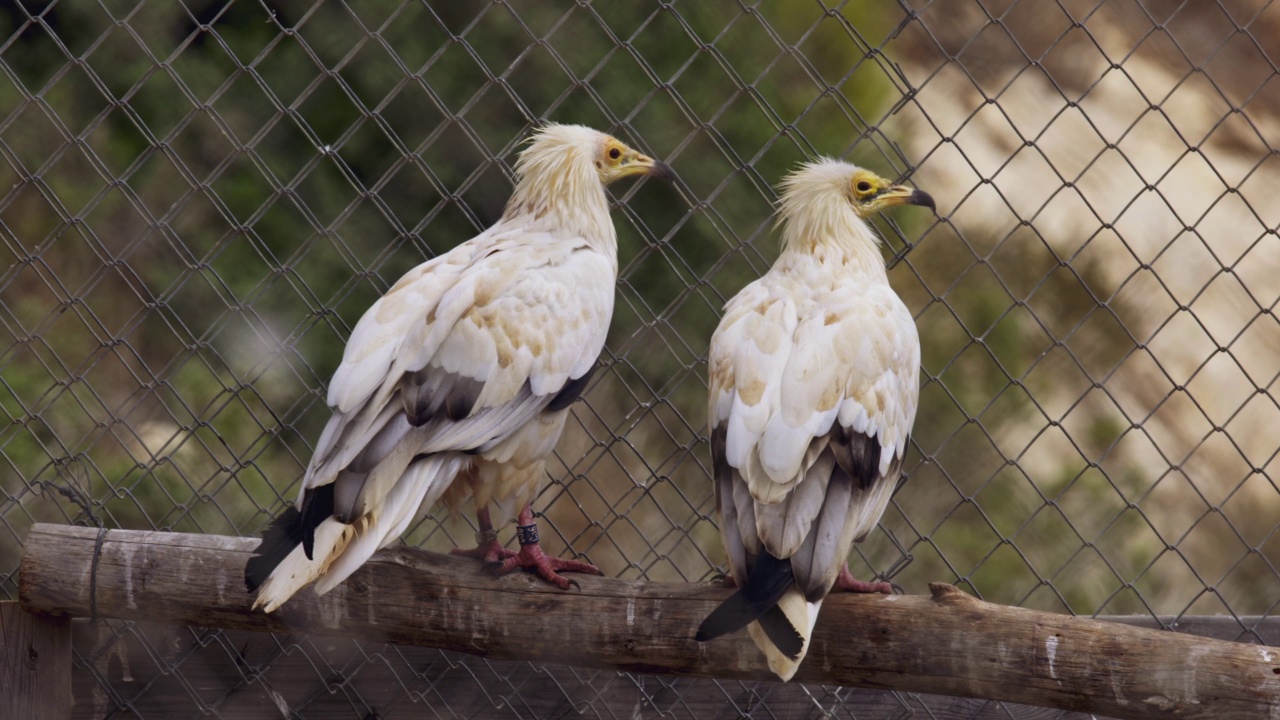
[2,0,1278,718]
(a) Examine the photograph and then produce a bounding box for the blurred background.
[2,0,1277,717]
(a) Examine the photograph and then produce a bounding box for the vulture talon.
[490,548,600,589]
[485,511,600,590]
[833,564,895,595]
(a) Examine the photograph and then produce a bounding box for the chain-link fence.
[3,0,1278,717]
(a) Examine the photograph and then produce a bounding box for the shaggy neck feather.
[778,190,887,281]
[502,147,617,259]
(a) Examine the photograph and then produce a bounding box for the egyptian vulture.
[695,160,933,680]
[245,123,673,612]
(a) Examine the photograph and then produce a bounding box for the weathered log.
[66,619,1143,720]
[18,523,1280,719]
[1,601,71,720]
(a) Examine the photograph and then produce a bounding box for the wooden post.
[18,523,1280,720]
[2,600,72,720]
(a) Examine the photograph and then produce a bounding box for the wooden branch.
[19,524,1280,720]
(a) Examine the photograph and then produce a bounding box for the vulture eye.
[856,181,873,193]
[608,147,622,161]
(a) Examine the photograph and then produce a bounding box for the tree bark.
[19,523,1280,719]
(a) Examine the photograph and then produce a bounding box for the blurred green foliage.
[2,1,1260,624]
[0,0,914,596]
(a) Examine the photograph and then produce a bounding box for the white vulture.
[245,123,673,612]
[695,160,933,680]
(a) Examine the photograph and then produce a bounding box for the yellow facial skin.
[598,137,676,184]
[849,169,935,217]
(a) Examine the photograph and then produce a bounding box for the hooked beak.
[878,184,936,214]
[617,152,677,182]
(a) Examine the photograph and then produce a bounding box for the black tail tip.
[696,604,805,661]
[758,604,805,660]
[694,592,754,643]
[244,506,306,592]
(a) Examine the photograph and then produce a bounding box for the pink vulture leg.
[832,564,894,594]
[450,507,516,564]
[488,505,600,589]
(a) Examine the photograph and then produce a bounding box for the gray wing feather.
[416,382,550,455]
[333,412,414,521]
[331,376,573,524]
[732,474,761,567]
[711,426,750,583]
[754,452,831,559]
[856,454,903,543]
[790,428,897,601]
[791,457,856,599]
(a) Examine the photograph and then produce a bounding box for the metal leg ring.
[516,523,539,546]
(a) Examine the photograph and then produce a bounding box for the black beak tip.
[650,160,677,183]
[910,189,936,214]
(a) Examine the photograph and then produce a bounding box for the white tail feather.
[314,454,462,595]
[252,519,352,613]
[746,588,822,682]
[253,454,464,611]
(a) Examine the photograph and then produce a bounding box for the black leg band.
[516,523,539,546]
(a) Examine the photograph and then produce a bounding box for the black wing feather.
[831,425,882,490]
[546,363,597,412]
[402,369,484,425]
